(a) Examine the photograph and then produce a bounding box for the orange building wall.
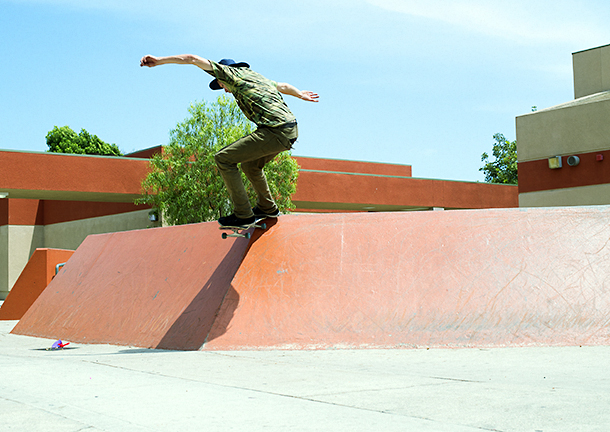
[0,149,518,215]
[295,156,412,177]
[0,248,74,320]
[294,171,518,211]
[0,150,150,200]
[518,149,610,194]
[0,198,149,227]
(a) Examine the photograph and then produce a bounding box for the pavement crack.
[79,360,495,431]
[428,375,484,383]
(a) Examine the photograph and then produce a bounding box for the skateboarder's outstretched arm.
[140,54,212,72]
[140,55,319,102]
[277,83,319,103]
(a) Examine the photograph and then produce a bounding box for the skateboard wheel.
[245,232,251,239]
[260,223,267,229]
[221,233,228,239]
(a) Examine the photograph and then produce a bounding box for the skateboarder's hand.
[140,55,159,67]
[300,91,319,102]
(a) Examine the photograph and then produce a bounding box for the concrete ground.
[1,318,609,432]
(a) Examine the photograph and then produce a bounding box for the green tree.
[480,133,518,185]
[136,95,299,225]
[46,125,123,156]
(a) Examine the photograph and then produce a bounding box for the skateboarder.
[140,54,319,227]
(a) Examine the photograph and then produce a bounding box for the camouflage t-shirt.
[207,60,296,127]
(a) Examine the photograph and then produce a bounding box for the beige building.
[516,43,610,207]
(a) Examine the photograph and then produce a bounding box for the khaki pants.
[214,124,297,218]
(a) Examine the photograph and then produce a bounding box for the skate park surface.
[2,319,610,432]
[3,207,610,430]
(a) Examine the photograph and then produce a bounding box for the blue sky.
[2,0,610,181]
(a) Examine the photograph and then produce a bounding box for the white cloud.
[366,0,610,46]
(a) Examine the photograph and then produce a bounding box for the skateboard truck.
[219,218,267,239]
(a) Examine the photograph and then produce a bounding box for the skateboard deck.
[219,218,267,239]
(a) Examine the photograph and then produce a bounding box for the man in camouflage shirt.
[140,54,319,227]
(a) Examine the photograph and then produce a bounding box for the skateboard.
[46,340,70,350]
[219,217,267,239]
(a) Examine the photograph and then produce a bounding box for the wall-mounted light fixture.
[566,155,580,167]
[0,192,8,199]
[548,156,562,169]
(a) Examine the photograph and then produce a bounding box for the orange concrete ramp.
[0,248,74,320]
[12,223,251,350]
[12,207,610,350]
[204,207,610,349]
